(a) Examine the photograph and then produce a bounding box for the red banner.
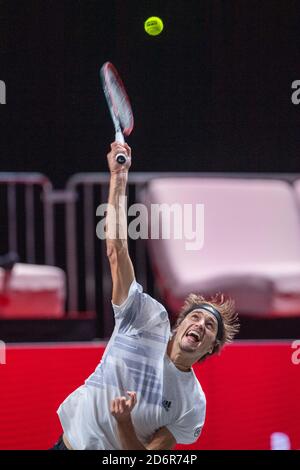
[0,341,299,450]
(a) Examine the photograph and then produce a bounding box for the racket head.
[100,62,134,137]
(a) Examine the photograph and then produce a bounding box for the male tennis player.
[54,142,239,450]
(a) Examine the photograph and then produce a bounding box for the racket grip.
[116,153,127,164]
[115,131,126,163]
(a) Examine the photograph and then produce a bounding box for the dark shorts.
[50,435,69,450]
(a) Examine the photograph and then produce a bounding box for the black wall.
[0,0,299,187]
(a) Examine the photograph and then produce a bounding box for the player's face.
[176,309,218,358]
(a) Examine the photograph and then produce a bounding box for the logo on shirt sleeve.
[194,426,201,438]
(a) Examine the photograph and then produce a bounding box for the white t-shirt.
[57,281,206,450]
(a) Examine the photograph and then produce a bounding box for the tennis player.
[53,142,239,450]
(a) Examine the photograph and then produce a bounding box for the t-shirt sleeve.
[112,280,169,333]
[112,279,141,319]
[166,402,206,445]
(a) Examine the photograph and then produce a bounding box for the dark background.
[0,0,299,187]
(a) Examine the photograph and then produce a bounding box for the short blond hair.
[174,292,240,360]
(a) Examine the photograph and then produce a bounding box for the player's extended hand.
[110,391,137,423]
[107,142,132,174]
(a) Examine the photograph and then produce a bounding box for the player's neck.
[167,339,192,372]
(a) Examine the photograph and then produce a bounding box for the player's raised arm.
[106,142,135,306]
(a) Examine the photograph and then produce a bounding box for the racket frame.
[100,62,134,164]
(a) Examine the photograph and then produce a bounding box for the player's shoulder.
[140,286,169,321]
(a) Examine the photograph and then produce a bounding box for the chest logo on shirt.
[162,399,172,412]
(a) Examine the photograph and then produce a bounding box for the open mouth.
[185,329,202,344]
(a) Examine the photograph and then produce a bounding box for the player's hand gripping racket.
[100,62,134,164]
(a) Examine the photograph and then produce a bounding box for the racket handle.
[115,130,127,164]
[115,130,125,144]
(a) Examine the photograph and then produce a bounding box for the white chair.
[0,263,66,318]
[145,178,300,317]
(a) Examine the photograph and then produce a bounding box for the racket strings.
[106,70,133,135]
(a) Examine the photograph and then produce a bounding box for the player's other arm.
[116,421,176,451]
[106,142,135,306]
[111,393,176,450]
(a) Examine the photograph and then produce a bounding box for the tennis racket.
[100,62,134,164]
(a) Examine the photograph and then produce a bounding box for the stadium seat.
[145,178,300,317]
[0,263,66,318]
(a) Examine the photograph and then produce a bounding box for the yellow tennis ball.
[144,16,164,36]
